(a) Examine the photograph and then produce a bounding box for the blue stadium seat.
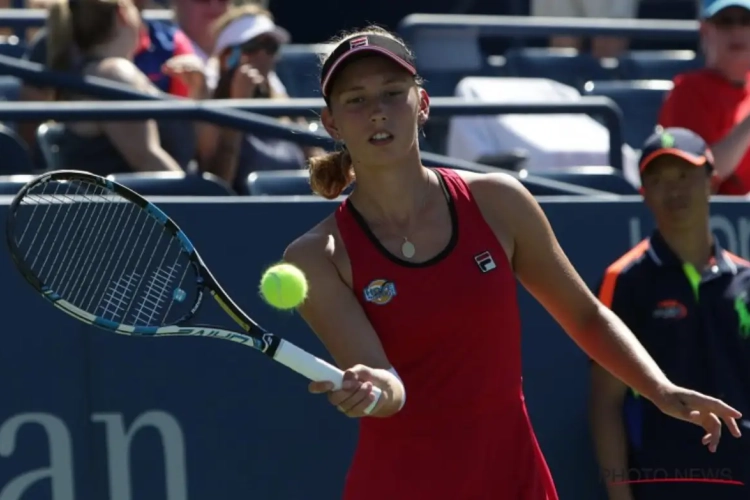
[0,174,34,195]
[246,170,314,196]
[420,71,473,97]
[0,172,235,197]
[503,48,615,89]
[520,166,638,195]
[617,50,704,81]
[36,122,65,170]
[0,38,25,59]
[276,44,327,98]
[582,80,672,147]
[411,30,491,97]
[0,76,20,102]
[0,123,34,174]
[107,171,235,196]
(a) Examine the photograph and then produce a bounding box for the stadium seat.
[0,174,34,195]
[0,37,25,59]
[107,171,236,196]
[36,122,66,170]
[520,166,638,195]
[276,44,328,98]
[411,29,491,97]
[246,170,314,196]
[0,123,34,174]
[0,172,235,197]
[0,76,20,102]
[617,50,703,81]
[582,80,672,148]
[503,48,615,89]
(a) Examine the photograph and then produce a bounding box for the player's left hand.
[651,383,742,453]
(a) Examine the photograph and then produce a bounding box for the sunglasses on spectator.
[711,13,750,28]
[226,38,280,68]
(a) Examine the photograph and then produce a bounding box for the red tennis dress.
[334,168,558,500]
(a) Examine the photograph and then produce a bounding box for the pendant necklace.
[400,172,432,259]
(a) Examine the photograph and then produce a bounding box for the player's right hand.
[308,364,386,418]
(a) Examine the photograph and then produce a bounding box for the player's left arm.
[470,173,741,445]
[472,174,665,400]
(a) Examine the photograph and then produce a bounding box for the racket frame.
[6,170,382,412]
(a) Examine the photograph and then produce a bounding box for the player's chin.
[365,142,411,164]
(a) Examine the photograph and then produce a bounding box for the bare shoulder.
[89,58,141,83]
[89,58,155,94]
[284,215,337,262]
[452,169,540,242]
[454,169,531,205]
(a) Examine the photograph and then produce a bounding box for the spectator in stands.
[590,128,750,500]
[19,0,197,167]
[658,0,750,195]
[531,0,638,58]
[171,0,228,89]
[171,0,285,94]
[44,0,186,174]
[195,4,309,193]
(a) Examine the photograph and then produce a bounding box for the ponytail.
[309,150,354,199]
[47,0,74,75]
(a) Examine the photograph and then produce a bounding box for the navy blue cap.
[320,34,417,98]
[639,128,713,173]
[703,0,750,18]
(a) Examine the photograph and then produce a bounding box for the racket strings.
[11,179,199,328]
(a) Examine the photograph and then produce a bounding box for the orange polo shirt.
[658,68,750,195]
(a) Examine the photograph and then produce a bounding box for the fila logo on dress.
[474,251,496,273]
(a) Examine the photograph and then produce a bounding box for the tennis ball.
[259,263,308,310]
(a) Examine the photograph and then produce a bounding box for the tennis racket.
[5,170,381,414]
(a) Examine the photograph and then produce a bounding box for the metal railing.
[0,8,173,31]
[0,100,619,197]
[398,13,700,43]
[0,54,625,171]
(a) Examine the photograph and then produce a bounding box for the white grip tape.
[273,340,382,415]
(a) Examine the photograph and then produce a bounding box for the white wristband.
[388,367,406,411]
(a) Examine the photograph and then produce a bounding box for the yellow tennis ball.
[259,263,308,310]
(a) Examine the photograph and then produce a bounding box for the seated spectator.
[43,0,190,175]
[171,0,229,90]
[197,5,310,193]
[19,0,197,165]
[658,0,750,195]
[170,0,286,94]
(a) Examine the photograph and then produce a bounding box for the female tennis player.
[282,26,743,500]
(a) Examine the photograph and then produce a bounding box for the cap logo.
[349,36,369,49]
[661,133,675,148]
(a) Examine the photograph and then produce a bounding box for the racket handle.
[274,339,382,415]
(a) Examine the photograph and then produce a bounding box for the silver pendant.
[401,240,416,259]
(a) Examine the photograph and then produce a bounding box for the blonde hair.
[47,0,121,76]
[309,26,417,199]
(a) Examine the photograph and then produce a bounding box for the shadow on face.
[641,155,712,229]
[701,7,750,68]
[322,55,427,166]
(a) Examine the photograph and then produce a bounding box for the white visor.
[213,15,291,56]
